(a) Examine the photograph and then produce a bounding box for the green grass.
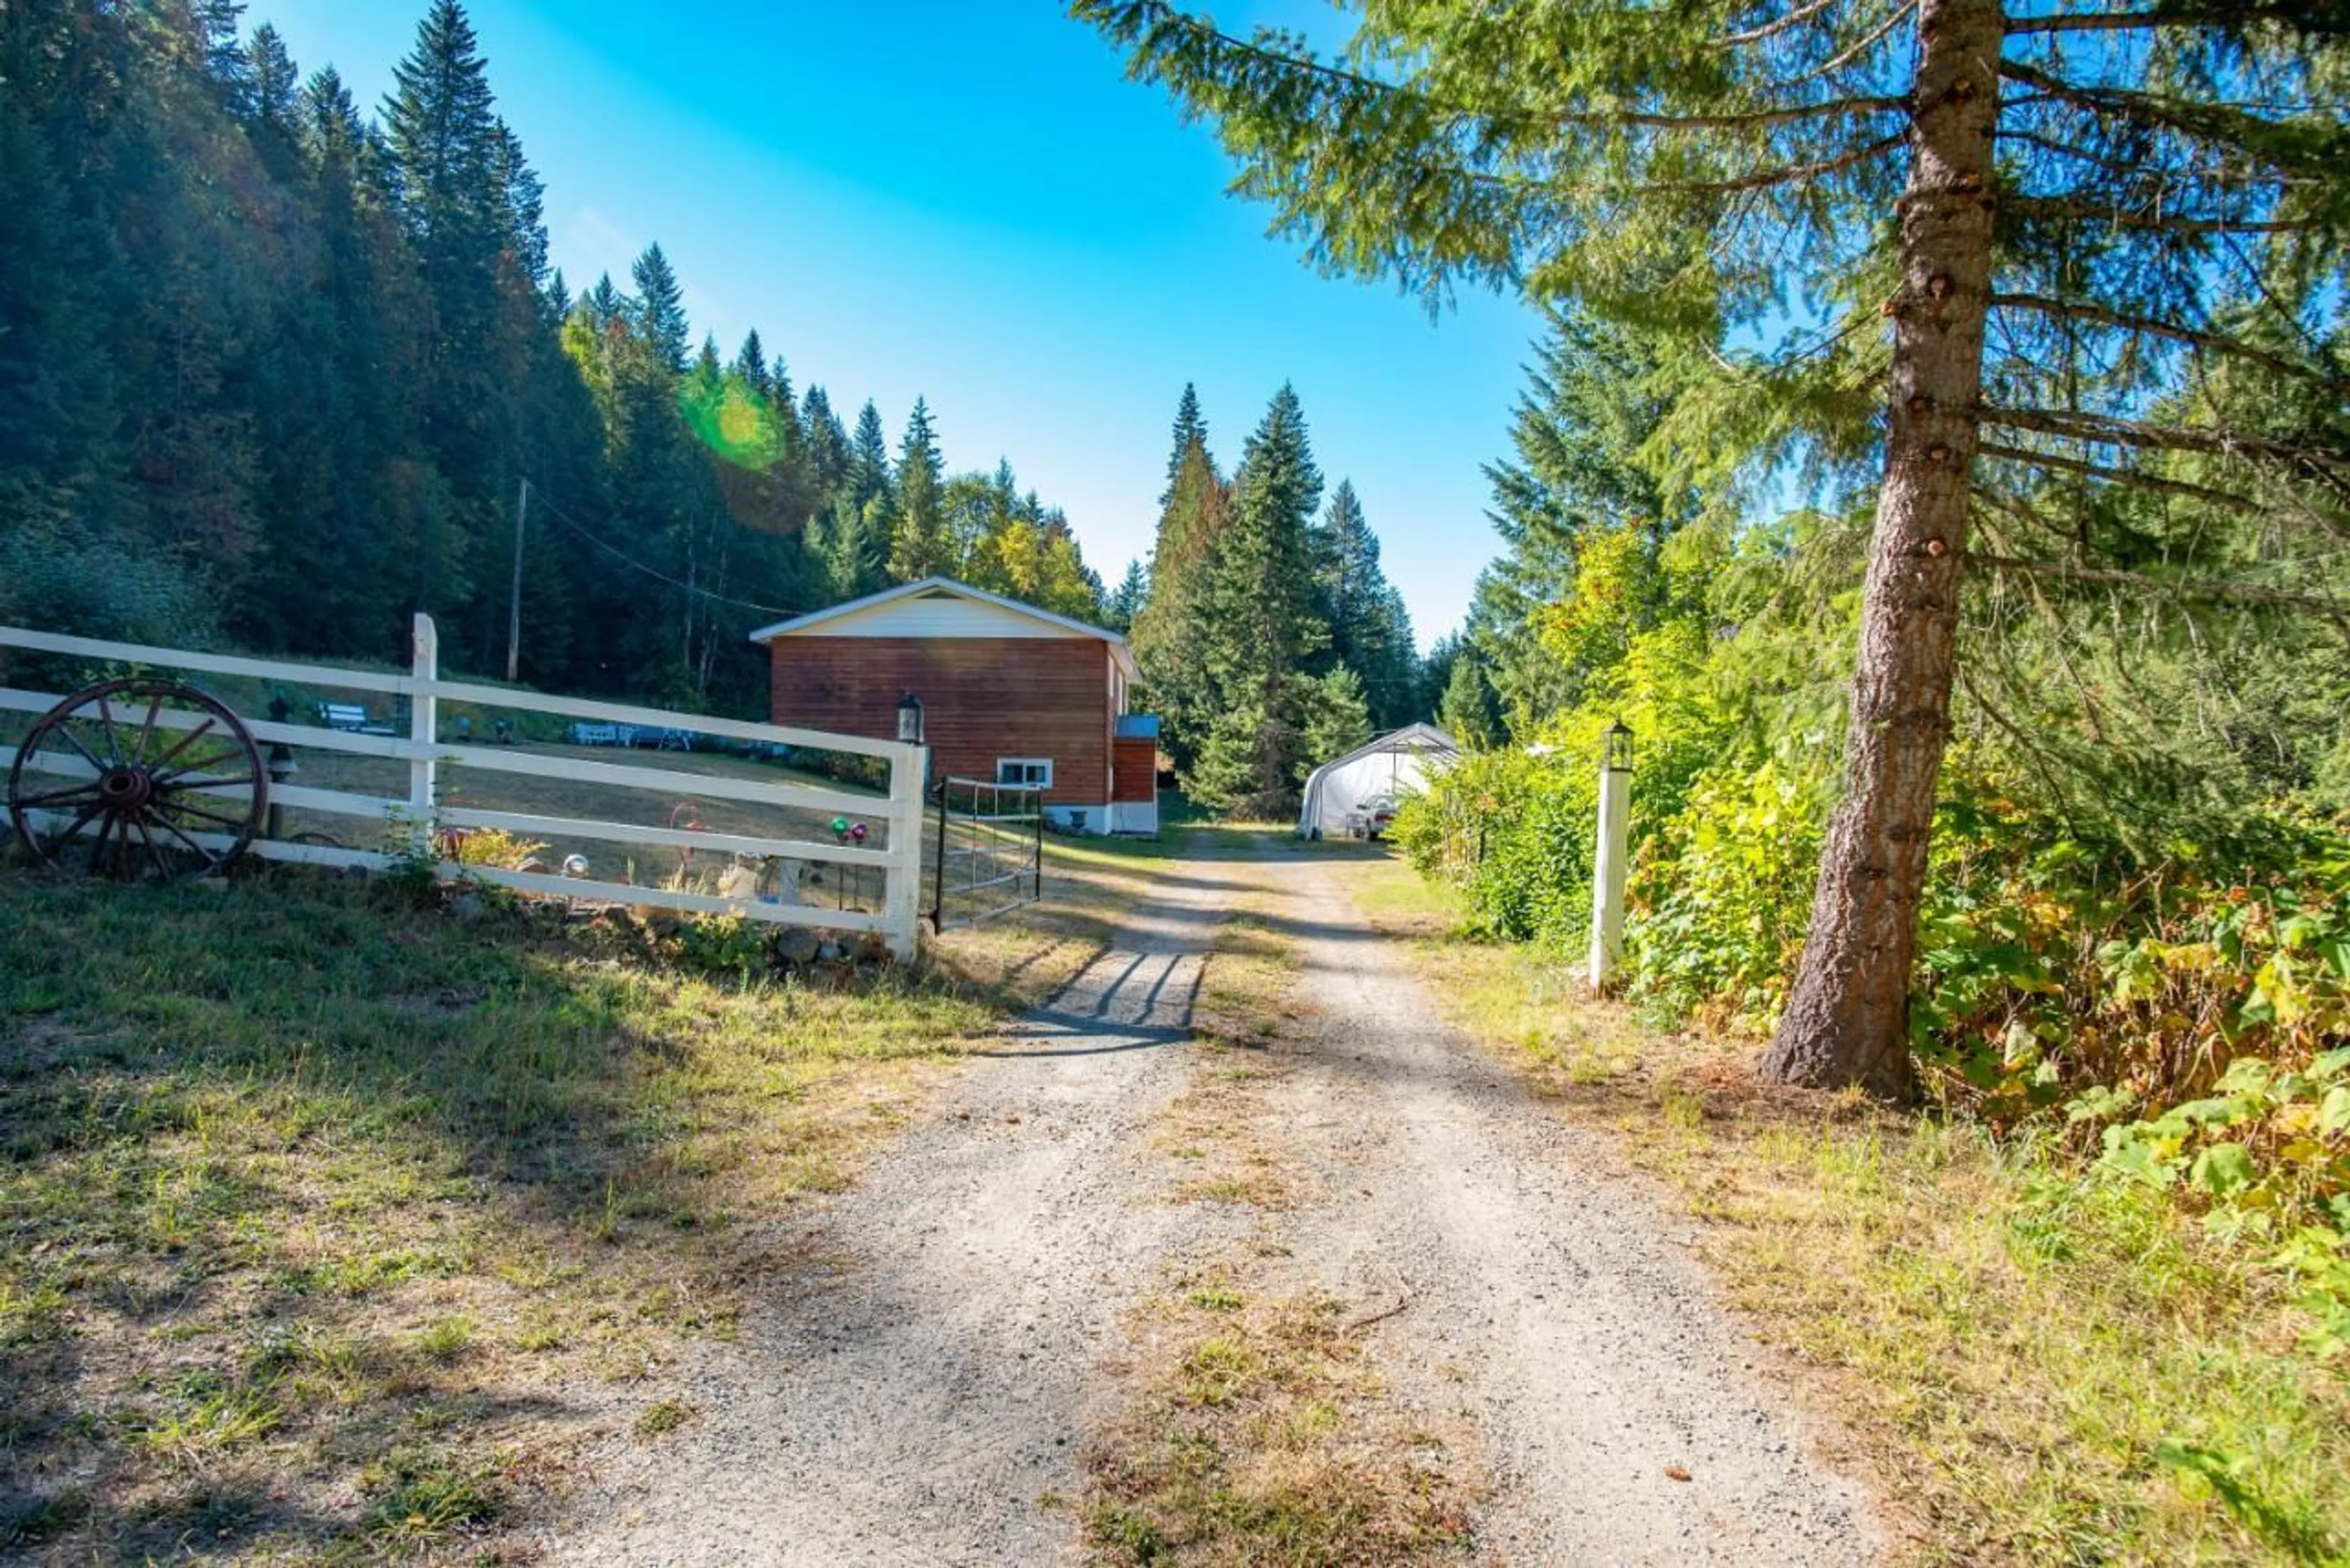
[1083,1285,1475,1567]
[1351,857,2350,1566]
[0,856,1100,1560]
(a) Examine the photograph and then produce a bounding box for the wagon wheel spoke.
[49,722,111,775]
[155,750,242,787]
[41,799,108,857]
[165,772,256,794]
[86,810,120,876]
[157,797,250,833]
[132,692,164,767]
[146,717,219,775]
[94,695,125,769]
[151,812,215,865]
[135,818,173,880]
[14,780,105,810]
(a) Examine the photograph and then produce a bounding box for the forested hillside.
[0,0,1108,712]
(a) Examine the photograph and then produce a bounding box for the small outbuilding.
[750,577,1157,835]
[1296,723,1460,840]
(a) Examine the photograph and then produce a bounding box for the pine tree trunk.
[1760,0,2002,1096]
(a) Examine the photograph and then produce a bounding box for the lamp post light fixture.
[897,691,925,746]
[1603,718,1635,774]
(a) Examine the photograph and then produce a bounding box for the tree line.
[1124,382,1430,816]
[0,0,1106,715]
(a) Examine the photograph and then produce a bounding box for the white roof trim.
[748,577,1135,676]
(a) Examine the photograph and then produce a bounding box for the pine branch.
[1718,0,1845,47]
[1099,1,1906,137]
[1978,440,2281,516]
[1996,58,2331,158]
[1969,550,2350,618]
[2004,194,2317,234]
[2003,10,2174,35]
[1986,293,2344,387]
[1985,406,2350,480]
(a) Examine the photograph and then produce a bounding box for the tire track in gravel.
[545,865,1248,1566]
[1249,854,1881,1566]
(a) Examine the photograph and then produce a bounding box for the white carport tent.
[1296,723,1460,838]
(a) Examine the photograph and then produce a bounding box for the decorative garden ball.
[849,822,868,843]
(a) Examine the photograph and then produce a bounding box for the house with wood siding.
[749,577,1160,835]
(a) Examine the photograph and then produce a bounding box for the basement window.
[996,758,1053,790]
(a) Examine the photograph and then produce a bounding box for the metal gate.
[927,776,1044,930]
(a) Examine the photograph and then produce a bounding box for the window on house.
[996,758,1053,790]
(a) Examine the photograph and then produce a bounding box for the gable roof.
[748,577,1136,678]
[1312,723,1460,778]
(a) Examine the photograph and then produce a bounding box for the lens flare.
[678,373,785,471]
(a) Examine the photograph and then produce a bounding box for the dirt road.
[547,843,1876,1564]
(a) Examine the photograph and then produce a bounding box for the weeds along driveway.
[548,835,1878,1566]
[1241,854,1880,1565]
[545,854,1248,1565]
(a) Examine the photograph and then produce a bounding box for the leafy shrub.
[1391,747,1595,944]
[1627,754,1830,1032]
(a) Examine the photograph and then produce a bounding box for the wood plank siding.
[1111,738,1157,803]
[770,637,1114,804]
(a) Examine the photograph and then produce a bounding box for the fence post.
[1587,722,1633,990]
[881,741,927,960]
[408,613,439,859]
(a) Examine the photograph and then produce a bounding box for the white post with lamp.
[1588,720,1633,990]
[882,691,927,960]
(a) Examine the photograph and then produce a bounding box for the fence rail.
[0,614,928,957]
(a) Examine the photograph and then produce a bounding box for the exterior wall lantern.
[897,691,925,745]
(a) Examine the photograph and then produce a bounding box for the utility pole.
[506,476,530,684]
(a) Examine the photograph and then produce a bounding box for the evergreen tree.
[629,243,690,373]
[887,397,949,580]
[1471,304,1688,735]
[1105,559,1147,632]
[1298,664,1373,777]
[1128,434,1229,772]
[1310,479,1418,728]
[1190,384,1329,815]
[848,398,893,515]
[1162,381,1206,506]
[1436,649,1501,747]
[799,387,850,506]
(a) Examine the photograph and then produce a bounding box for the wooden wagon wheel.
[6,678,268,880]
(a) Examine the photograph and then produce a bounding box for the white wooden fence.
[0,613,930,958]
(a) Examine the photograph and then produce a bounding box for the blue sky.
[255,2,1545,645]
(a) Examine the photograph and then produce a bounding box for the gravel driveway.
[544,843,1878,1565]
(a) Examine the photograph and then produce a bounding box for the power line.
[524,485,804,618]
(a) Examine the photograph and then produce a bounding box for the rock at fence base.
[856,933,891,965]
[196,876,231,893]
[817,939,846,962]
[777,929,822,966]
[450,891,487,921]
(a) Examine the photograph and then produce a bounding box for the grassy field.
[0,828,1133,1561]
[1351,856,2350,1567]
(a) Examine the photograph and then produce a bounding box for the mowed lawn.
[0,840,1126,1560]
